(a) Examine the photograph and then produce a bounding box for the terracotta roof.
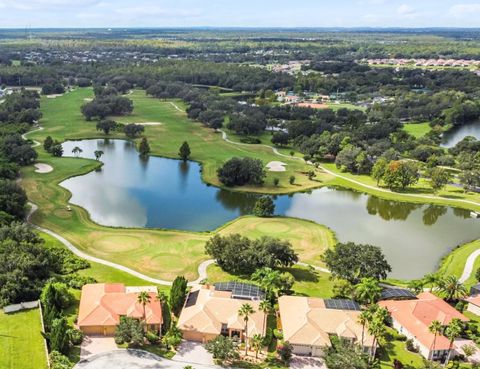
[77,283,162,327]
[278,295,374,347]
[177,285,266,338]
[380,292,468,351]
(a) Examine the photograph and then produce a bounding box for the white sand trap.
[83,98,93,102]
[34,163,53,173]
[266,161,287,172]
[46,94,64,99]
[135,122,162,126]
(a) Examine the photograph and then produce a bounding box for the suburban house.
[177,282,266,343]
[464,284,480,316]
[77,283,162,336]
[277,295,375,357]
[380,292,468,361]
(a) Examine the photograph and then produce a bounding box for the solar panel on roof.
[185,290,199,307]
[380,288,416,300]
[324,299,361,311]
[213,281,265,300]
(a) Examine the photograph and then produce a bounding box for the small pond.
[60,139,480,279]
[441,120,480,148]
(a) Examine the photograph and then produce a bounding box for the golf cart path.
[459,249,480,283]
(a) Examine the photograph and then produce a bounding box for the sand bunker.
[46,94,64,99]
[83,98,93,102]
[34,163,53,173]
[135,122,162,126]
[266,161,287,172]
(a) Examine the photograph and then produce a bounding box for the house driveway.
[74,349,220,369]
[290,355,327,369]
[172,341,214,365]
[80,336,118,360]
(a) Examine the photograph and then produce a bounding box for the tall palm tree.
[358,308,373,347]
[251,334,264,359]
[444,318,464,365]
[428,320,443,360]
[437,276,467,302]
[423,273,440,292]
[238,303,255,356]
[354,278,382,305]
[137,291,151,322]
[366,306,389,360]
[258,300,272,334]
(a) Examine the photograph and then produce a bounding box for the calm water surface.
[61,139,480,279]
[441,121,480,148]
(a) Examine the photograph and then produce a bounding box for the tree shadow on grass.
[281,266,319,283]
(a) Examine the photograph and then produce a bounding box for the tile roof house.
[77,283,162,336]
[177,284,266,344]
[380,292,468,361]
[278,295,375,357]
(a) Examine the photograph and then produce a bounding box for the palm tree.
[258,300,272,334]
[358,308,373,347]
[238,303,255,356]
[423,273,440,292]
[444,318,464,365]
[366,306,389,360]
[437,276,467,302]
[408,279,426,294]
[137,291,151,323]
[355,278,382,305]
[428,320,443,360]
[251,334,264,359]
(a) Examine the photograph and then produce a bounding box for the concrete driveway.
[290,355,327,369]
[173,341,214,365]
[74,349,220,369]
[80,336,117,360]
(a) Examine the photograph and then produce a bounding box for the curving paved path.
[26,202,212,286]
[459,249,480,283]
[19,102,478,287]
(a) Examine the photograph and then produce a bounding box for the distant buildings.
[77,283,162,336]
[278,296,375,357]
[364,58,480,70]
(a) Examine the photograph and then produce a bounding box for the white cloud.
[0,0,101,10]
[397,4,415,15]
[449,3,480,17]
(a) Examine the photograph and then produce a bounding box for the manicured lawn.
[0,309,48,369]
[326,102,366,112]
[378,328,424,369]
[322,163,480,212]
[29,88,326,195]
[403,122,432,138]
[438,239,480,287]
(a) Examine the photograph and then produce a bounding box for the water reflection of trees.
[366,196,421,221]
[453,207,471,219]
[215,190,259,214]
[422,205,447,226]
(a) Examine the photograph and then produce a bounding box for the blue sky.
[1,0,480,28]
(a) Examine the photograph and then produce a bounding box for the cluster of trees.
[205,234,298,275]
[0,222,90,307]
[217,157,265,187]
[41,81,65,95]
[81,86,133,120]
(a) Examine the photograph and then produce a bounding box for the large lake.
[60,139,480,279]
[441,121,480,148]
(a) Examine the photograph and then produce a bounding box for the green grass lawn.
[403,122,432,138]
[438,239,480,287]
[0,309,48,369]
[378,328,424,369]
[326,102,366,112]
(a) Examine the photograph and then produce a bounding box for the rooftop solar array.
[380,288,417,301]
[324,299,361,311]
[214,281,265,301]
[185,290,199,308]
